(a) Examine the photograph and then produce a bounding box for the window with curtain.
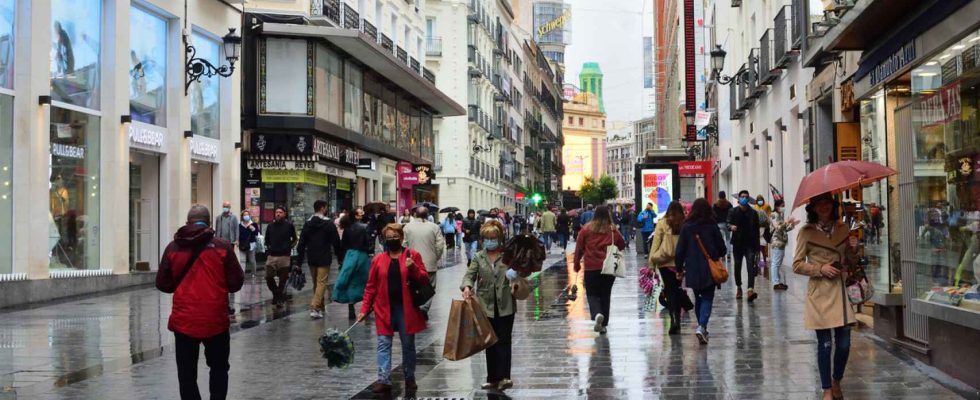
[316,45,343,124]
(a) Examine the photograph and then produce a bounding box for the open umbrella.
[319,319,364,369]
[793,161,897,209]
[439,206,460,213]
[363,202,387,214]
[477,209,490,216]
[419,202,439,212]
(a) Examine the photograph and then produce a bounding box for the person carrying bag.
[675,199,727,345]
[573,206,626,334]
[649,201,692,334]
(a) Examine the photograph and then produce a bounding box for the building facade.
[561,89,606,191]
[0,0,242,306]
[606,122,634,204]
[651,0,681,157]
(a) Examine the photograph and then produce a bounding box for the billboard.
[533,2,572,46]
[635,163,680,220]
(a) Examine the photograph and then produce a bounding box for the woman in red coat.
[357,223,429,395]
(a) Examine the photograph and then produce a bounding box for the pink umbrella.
[793,161,897,209]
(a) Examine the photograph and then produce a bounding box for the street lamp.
[710,45,726,74]
[684,110,696,127]
[185,28,242,94]
[709,45,757,86]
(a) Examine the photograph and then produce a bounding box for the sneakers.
[481,382,499,390]
[594,314,605,333]
[776,283,788,291]
[498,379,514,390]
[309,310,323,320]
[747,289,758,303]
[736,287,743,299]
[369,381,392,394]
[695,326,708,344]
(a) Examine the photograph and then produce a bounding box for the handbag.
[405,251,435,307]
[649,229,678,266]
[845,276,874,304]
[695,234,729,284]
[601,231,626,278]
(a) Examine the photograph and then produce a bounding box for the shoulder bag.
[695,234,728,284]
[406,250,435,308]
[601,230,626,278]
[174,243,208,289]
[649,223,678,266]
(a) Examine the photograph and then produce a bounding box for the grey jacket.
[461,250,516,318]
[403,218,445,272]
[215,213,239,243]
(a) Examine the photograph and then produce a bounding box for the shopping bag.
[601,232,626,278]
[442,297,498,361]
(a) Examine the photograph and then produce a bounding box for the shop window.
[344,61,363,132]
[316,45,343,124]
[265,38,309,114]
[0,0,14,90]
[129,7,167,125]
[0,95,10,274]
[49,107,101,271]
[860,92,895,294]
[382,96,396,145]
[190,32,220,138]
[410,107,421,158]
[397,103,410,148]
[51,0,102,110]
[910,33,980,314]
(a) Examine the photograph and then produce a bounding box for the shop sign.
[260,169,329,186]
[51,143,85,159]
[336,178,351,191]
[415,164,435,184]
[128,121,166,152]
[357,158,376,170]
[251,133,359,167]
[869,42,916,86]
[244,168,261,186]
[515,192,525,201]
[674,160,713,176]
[918,81,961,128]
[190,136,220,162]
[246,159,318,170]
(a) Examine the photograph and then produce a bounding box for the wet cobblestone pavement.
[1,245,977,399]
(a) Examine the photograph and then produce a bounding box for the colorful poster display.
[639,168,675,219]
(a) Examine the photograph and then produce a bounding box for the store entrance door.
[129,152,160,271]
[191,161,215,212]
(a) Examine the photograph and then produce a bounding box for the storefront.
[128,122,165,272]
[851,3,980,386]
[396,161,417,213]
[190,136,221,212]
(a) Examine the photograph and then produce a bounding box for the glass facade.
[129,7,167,125]
[0,95,10,274]
[51,0,102,110]
[344,61,363,132]
[49,107,101,271]
[264,38,308,114]
[909,30,980,314]
[190,32,220,138]
[0,0,13,90]
[315,44,343,124]
[860,92,896,293]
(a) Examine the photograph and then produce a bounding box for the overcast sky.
[563,0,651,123]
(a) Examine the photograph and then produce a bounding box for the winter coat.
[674,222,727,291]
[769,210,797,249]
[573,225,626,271]
[538,211,557,232]
[403,219,446,272]
[214,213,239,243]
[462,218,482,242]
[295,215,341,267]
[238,222,258,252]
[556,214,571,234]
[728,205,760,250]
[637,209,656,233]
[712,201,732,225]
[649,218,679,267]
[156,224,244,339]
[264,220,297,257]
[342,221,375,254]
[580,210,595,225]
[360,249,430,336]
[792,222,859,330]
[461,250,517,318]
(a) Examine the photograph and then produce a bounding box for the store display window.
[129,7,167,125]
[344,61,363,132]
[0,0,14,90]
[190,32,220,138]
[315,44,343,125]
[860,91,897,293]
[410,107,421,158]
[421,113,433,161]
[49,107,101,271]
[910,30,980,314]
[51,0,101,110]
[0,95,11,274]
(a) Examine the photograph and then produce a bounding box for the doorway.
[129,152,160,271]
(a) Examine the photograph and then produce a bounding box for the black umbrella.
[439,207,460,213]
[420,202,439,212]
[477,209,490,216]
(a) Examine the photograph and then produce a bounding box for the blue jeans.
[692,286,715,328]
[641,230,654,255]
[816,326,851,389]
[619,226,632,247]
[377,306,416,384]
[558,232,568,249]
[542,231,555,250]
[770,247,785,285]
[456,232,463,248]
[717,223,732,258]
[466,240,478,262]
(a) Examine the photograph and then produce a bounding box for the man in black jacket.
[728,190,760,302]
[462,209,482,263]
[264,206,297,307]
[296,200,342,319]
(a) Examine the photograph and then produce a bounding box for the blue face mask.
[484,239,500,251]
[243,215,251,222]
[193,221,209,226]
[739,197,750,206]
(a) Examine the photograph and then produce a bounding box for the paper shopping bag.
[442,297,498,361]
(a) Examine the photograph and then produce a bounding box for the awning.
[260,22,466,117]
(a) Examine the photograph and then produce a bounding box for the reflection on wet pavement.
[0,245,973,399]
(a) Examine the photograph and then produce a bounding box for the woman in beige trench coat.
[792,194,859,400]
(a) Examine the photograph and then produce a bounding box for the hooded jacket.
[296,215,341,267]
[264,219,297,257]
[156,224,244,339]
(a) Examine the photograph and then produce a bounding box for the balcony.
[468,105,493,134]
[773,6,791,68]
[426,37,442,57]
[791,0,806,50]
[434,151,442,171]
[747,49,764,100]
[422,67,436,84]
[362,19,378,42]
[342,3,359,30]
[758,29,781,85]
[396,46,408,64]
[380,34,394,53]
[410,57,421,74]
[734,79,748,115]
[314,0,340,26]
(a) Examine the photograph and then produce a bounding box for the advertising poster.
[639,168,675,219]
[244,188,261,220]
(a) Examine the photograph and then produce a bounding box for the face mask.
[384,239,403,252]
[223,207,230,214]
[757,200,764,206]
[193,221,209,226]
[484,239,500,251]
[739,197,750,206]
[243,215,251,222]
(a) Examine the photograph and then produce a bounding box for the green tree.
[578,175,618,206]
[598,175,619,203]
[578,176,601,206]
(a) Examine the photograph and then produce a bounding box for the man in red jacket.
[156,205,244,400]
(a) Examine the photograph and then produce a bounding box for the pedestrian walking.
[358,223,429,396]
[556,209,571,250]
[571,214,582,241]
[455,213,464,250]
[238,210,259,277]
[648,201,685,334]
[461,221,520,391]
[580,204,595,225]
[537,207,557,252]
[462,210,481,263]
[403,206,445,317]
[441,215,457,249]
[399,209,412,224]
[637,203,656,256]
[754,196,773,274]
[527,212,537,234]
[619,206,634,248]
[264,206,297,307]
[215,201,239,314]
[334,211,374,319]
[769,199,798,290]
[156,205,244,400]
[296,200,341,319]
[728,190,761,301]
[674,198,727,345]
[792,194,859,400]
[573,205,626,334]
[713,192,733,261]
